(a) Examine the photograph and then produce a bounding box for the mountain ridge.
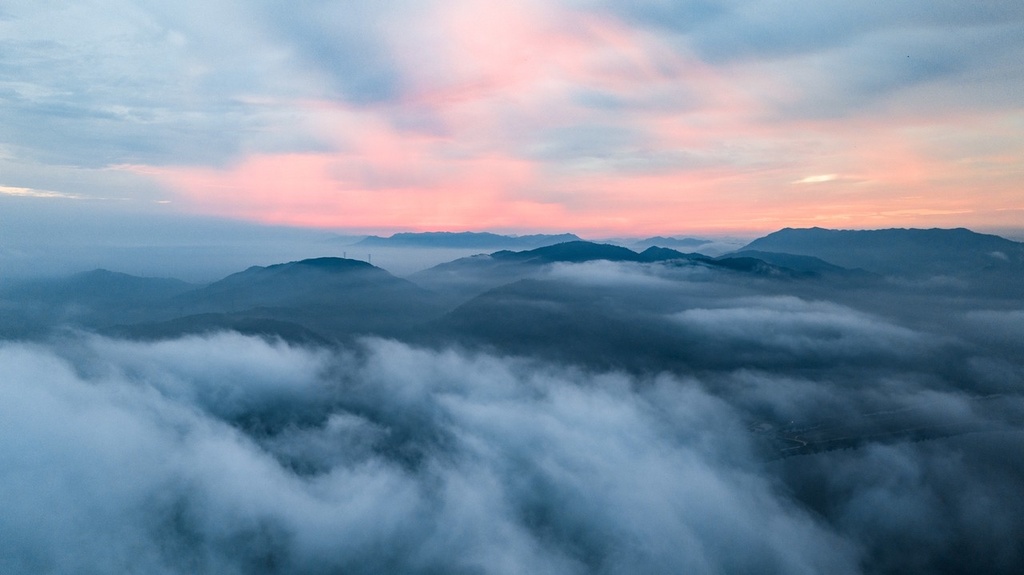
[355,231,582,249]
[741,227,1024,277]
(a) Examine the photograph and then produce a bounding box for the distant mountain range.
[630,236,711,251]
[352,231,717,254]
[741,227,1024,277]
[0,257,442,341]
[6,224,1023,575]
[412,240,858,302]
[2,227,1020,343]
[354,231,581,249]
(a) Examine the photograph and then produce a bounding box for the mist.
[3,328,1022,574]
[1,333,859,574]
[1,229,1023,574]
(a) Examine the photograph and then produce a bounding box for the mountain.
[0,258,448,341]
[722,250,872,278]
[421,259,868,372]
[11,228,1010,345]
[355,231,581,249]
[166,257,446,339]
[420,276,699,372]
[741,227,1024,278]
[631,236,711,251]
[638,246,703,262]
[182,257,389,309]
[2,268,195,304]
[411,241,685,303]
[490,240,642,263]
[411,240,827,307]
[0,270,197,336]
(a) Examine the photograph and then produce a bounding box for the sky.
[1,0,1023,236]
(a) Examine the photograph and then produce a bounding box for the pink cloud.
[129,2,1024,235]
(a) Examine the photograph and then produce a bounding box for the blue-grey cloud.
[2,0,1023,230]
[250,1,408,104]
[0,1,333,168]
[603,0,1024,118]
[3,329,1021,574]
[0,333,864,574]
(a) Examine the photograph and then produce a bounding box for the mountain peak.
[356,232,582,249]
[266,257,378,273]
[742,227,1023,276]
[494,241,641,263]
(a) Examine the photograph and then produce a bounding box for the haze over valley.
[4,1,1024,572]
[2,227,1023,574]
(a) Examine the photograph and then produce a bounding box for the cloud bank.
[0,333,849,574]
[2,329,1022,574]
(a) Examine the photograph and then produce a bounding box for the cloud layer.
[2,1,1023,233]
[0,333,852,573]
[2,327,1021,574]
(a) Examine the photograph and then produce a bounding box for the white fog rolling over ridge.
[1,229,1023,574]
[0,334,856,575]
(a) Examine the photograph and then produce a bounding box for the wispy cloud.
[0,185,84,200]
[0,185,133,202]
[793,174,839,184]
[2,1,1023,233]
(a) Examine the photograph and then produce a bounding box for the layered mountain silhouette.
[1,258,445,341]
[179,257,401,311]
[355,231,581,249]
[630,236,711,251]
[2,227,1022,455]
[0,269,196,337]
[152,257,446,340]
[4,225,1023,567]
[724,250,872,277]
[4,268,195,305]
[490,240,643,263]
[3,228,1020,344]
[411,240,851,304]
[409,241,665,303]
[742,227,1024,277]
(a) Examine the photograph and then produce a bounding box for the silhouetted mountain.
[422,278,691,372]
[742,227,1024,278]
[5,228,1024,575]
[3,269,195,304]
[184,257,388,309]
[709,256,797,275]
[639,247,820,277]
[410,241,636,304]
[7,230,1018,347]
[0,269,197,335]
[631,236,711,251]
[355,231,581,249]
[412,240,821,305]
[491,240,641,263]
[721,250,874,278]
[421,258,905,373]
[0,258,448,340]
[638,246,711,263]
[171,257,446,338]
[412,241,683,303]
[493,240,742,266]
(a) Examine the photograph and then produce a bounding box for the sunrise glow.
[3,1,1022,235]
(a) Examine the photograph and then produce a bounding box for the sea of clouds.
[2,327,1022,574]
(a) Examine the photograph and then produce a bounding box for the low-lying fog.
[3,330,1021,574]
[1,222,1022,574]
